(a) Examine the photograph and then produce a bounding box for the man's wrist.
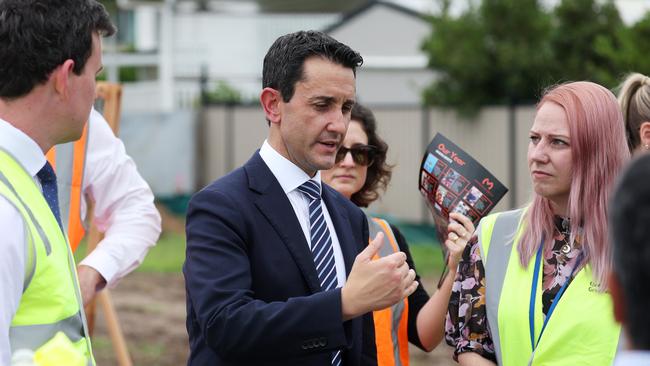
[341,286,361,321]
[78,265,107,290]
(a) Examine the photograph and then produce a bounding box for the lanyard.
[528,241,584,351]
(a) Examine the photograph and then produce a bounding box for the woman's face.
[528,102,573,213]
[322,120,369,199]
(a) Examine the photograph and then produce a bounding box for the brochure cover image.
[419,133,508,284]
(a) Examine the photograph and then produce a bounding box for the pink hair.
[518,81,630,289]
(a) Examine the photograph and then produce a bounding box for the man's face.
[277,57,356,176]
[65,32,102,142]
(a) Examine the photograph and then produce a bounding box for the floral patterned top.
[444,216,583,361]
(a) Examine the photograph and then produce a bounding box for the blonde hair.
[617,73,650,152]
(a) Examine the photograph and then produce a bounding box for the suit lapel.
[245,152,322,293]
[322,186,358,276]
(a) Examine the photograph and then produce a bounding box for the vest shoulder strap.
[368,216,400,255]
[483,207,526,366]
[367,216,409,366]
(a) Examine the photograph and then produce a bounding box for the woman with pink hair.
[444,81,630,366]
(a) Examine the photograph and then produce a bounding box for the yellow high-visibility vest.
[0,149,94,365]
[478,208,620,366]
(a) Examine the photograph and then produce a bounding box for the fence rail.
[198,104,536,224]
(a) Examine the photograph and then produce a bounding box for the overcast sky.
[390,0,650,25]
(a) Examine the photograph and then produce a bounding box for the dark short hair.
[610,153,650,349]
[349,104,392,208]
[0,0,115,99]
[262,30,363,102]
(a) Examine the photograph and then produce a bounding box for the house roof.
[322,0,425,34]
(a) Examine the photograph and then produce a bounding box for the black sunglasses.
[335,145,378,166]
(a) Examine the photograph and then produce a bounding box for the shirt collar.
[0,118,46,177]
[259,139,322,195]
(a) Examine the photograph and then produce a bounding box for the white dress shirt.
[0,118,47,365]
[259,140,347,287]
[614,350,650,365]
[78,108,161,287]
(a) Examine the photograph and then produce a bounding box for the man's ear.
[51,59,76,99]
[639,121,650,150]
[260,87,282,125]
[608,271,626,325]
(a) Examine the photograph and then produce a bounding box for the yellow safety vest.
[478,208,620,366]
[0,149,94,365]
[368,216,409,366]
[46,123,89,252]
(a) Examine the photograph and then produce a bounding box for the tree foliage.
[422,0,650,113]
[549,0,627,87]
[204,80,242,105]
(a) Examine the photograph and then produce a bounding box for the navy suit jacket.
[184,152,371,365]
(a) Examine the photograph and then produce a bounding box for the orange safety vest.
[368,216,409,366]
[45,123,89,252]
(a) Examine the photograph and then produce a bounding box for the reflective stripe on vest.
[0,149,94,365]
[478,208,620,366]
[46,122,88,252]
[0,172,37,291]
[482,209,523,366]
[368,216,409,366]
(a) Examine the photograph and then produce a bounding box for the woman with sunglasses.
[322,103,470,365]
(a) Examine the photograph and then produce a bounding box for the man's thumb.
[360,232,384,260]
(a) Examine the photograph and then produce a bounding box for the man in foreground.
[0,0,115,364]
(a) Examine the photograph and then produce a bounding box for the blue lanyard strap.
[528,241,584,351]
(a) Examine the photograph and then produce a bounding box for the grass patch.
[139,342,166,358]
[408,243,446,278]
[74,232,186,273]
[136,233,186,273]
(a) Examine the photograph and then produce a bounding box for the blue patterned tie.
[37,161,63,232]
[297,180,342,366]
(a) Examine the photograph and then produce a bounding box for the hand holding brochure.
[418,133,508,285]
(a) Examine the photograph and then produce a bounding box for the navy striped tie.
[37,161,63,232]
[297,180,342,366]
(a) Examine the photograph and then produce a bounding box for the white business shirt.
[614,350,650,366]
[259,140,347,287]
[78,109,161,287]
[0,117,47,365]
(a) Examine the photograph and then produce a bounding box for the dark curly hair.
[0,0,115,99]
[349,104,393,207]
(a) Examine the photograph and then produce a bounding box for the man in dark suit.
[184,30,418,366]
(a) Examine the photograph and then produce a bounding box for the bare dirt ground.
[92,273,188,365]
[91,272,456,366]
